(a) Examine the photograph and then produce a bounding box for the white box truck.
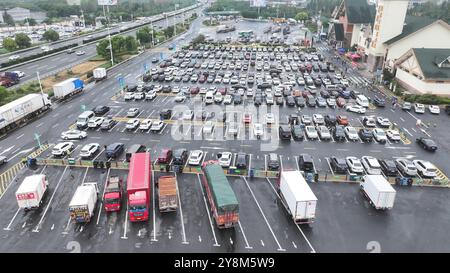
[15,174,49,211]
[360,175,396,210]
[0,94,51,134]
[278,171,318,224]
[93,68,107,81]
[69,182,99,223]
[53,78,84,100]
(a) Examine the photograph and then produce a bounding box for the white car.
[429,105,440,114]
[414,103,425,114]
[266,94,274,104]
[61,130,87,140]
[188,150,204,165]
[124,92,134,100]
[413,160,437,178]
[395,159,417,176]
[372,128,387,143]
[203,121,215,134]
[312,114,324,125]
[362,117,376,127]
[305,126,318,139]
[12,71,25,78]
[361,156,382,175]
[76,51,86,56]
[386,130,401,142]
[214,93,223,103]
[253,123,264,138]
[301,115,312,125]
[376,117,391,128]
[340,78,349,86]
[174,94,186,102]
[87,117,104,129]
[80,143,100,159]
[218,152,233,167]
[150,120,164,132]
[223,95,233,104]
[126,118,140,131]
[327,98,336,108]
[346,104,366,114]
[139,119,152,131]
[182,110,194,120]
[344,126,359,141]
[345,156,364,174]
[134,92,144,100]
[8,55,20,61]
[265,113,275,124]
[52,142,75,157]
[318,126,331,140]
[126,108,139,117]
[145,91,156,100]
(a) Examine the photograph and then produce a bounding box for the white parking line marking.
[96,168,111,225]
[196,174,220,247]
[151,170,158,242]
[242,176,285,251]
[51,123,59,128]
[33,166,69,232]
[3,208,20,231]
[121,203,129,239]
[174,173,188,244]
[238,221,253,249]
[36,122,44,128]
[265,178,316,253]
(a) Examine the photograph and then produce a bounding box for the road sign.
[81,105,86,112]
[143,63,148,72]
[118,76,125,88]
[34,133,41,148]
[160,52,164,60]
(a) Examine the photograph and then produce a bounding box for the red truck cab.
[103,176,123,212]
[127,152,151,222]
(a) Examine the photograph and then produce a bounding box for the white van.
[204,91,214,104]
[356,94,369,107]
[77,111,95,129]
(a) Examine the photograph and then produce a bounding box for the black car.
[291,125,305,140]
[330,156,348,174]
[298,154,314,172]
[288,114,300,125]
[282,89,291,97]
[106,143,124,159]
[379,159,398,176]
[254,95,262,106]
[267,153,280,171]
[445,105,450,115]
[333,125,346,142]
[126,85,137,92]
[236,152,247,169]
[275,96,284,105]
[286,96,296,107]
[92,105,110,116]
[172,148,188,165]
[358,128,373,142]
[320,90,330,99]
[324,114,337,127]
[279,125,292,140]
[350,90,361,99]
[160,109,172,119]
[416,137,437,151]
[295,96,305,107]
[373,96,385,107]
[233,94,242,104]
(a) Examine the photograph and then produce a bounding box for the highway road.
[0,4,200,65]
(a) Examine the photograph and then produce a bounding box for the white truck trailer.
[53,78,84,100]
[15,174,49,211]
[93,68,107,81]
[69,182,99,223]
[0,94,51,134]
[360,175,396,210]
[277,171,318,224]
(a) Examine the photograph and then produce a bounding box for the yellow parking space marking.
[69,123,76,130]
[368,103,377,110]
[112,117,226,127]
[435,168,449,181]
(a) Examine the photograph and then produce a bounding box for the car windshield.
[353,161,362,167]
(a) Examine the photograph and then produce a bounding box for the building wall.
[7,8,31,22]
[396,68,450,95]
[350,23,361,46]
[385,23,450,69]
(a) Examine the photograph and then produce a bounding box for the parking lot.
[1,18,450,253]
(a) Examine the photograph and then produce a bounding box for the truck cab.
[103,176,123,212]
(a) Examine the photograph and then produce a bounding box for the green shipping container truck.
[202,162,239,229]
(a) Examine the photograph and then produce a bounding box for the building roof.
[413,48,450,80]
[334,23,345,41]
[385,16,436,45]
[344,0,376,24]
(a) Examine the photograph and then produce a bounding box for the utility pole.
[80,9,85,28]
[151,20,155,46]
[103,5,114,66]
[174,4,179,36]
[36,71,44,97]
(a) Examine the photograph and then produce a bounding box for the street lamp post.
[103,5,114,66]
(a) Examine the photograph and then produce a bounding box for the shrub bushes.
[403,94,450,105]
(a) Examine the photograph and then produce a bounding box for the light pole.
[103,5,114,66]
[174,4,179,37]
[151,21,155,46]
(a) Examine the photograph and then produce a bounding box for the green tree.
[295,11,309,21]
[3,10,14,26]
[124,36,137,52]
[42,18,53,25]
[15,33,31,49]
[96,39,110,59]
[136,26,152,44]
[80,0,98,14]
[2,37,17,51]
[0,87,9,105]
[25,18,37,26]
[111,35,125,56]
[192,34,205,46]
[43,29,60,42]
[163,26,174,38]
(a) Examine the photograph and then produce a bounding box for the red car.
[302,90,311,98]
[157,148,173,164]
[336,115,349,126]
[336,97,346,107]
[218,87,227,95]
[243,113,252,124]
[190,86,200,95]
[199,75,206,83]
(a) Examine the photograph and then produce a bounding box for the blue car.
[339,89,351,99]
[373,96,386,107]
